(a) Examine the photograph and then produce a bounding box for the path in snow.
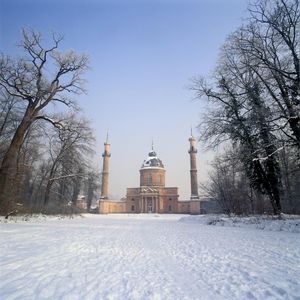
[1,214,300,300]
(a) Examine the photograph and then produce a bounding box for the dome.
[141,148,164,169]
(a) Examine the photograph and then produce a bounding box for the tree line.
[0,29,100,215]
[194,0,299,215]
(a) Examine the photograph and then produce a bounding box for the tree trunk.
[43,163,59,207]
[44,180,53,207]
[0,118,32,213]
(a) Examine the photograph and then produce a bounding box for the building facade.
[126,147,179,213]
[98,134,205,214]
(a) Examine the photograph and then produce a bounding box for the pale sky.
[0,0,249,199]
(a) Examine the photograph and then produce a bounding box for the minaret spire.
[106,130,109,143]
[100,133,111,199]
[188,131,199,200]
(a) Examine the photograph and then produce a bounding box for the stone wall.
[98,200,126,214]
[178,201,191,214]
[190,201,201,215]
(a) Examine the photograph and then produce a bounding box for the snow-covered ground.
[180,214,300,233]
[1,214,300,300]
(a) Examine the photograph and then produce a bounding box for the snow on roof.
[141,149,164,169]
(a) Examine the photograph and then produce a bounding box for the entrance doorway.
[147,198,153,213]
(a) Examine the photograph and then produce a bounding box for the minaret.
[100,133,111,199]
[189,129,199,200]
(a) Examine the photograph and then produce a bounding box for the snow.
[1,214,300,300]
[179,214,300,233]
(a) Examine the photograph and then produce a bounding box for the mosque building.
[126,144,179,214]
[97,133,202,214]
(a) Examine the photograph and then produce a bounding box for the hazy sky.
[0,0,249,200]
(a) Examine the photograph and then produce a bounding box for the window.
[131,198,135,202]
[131,205,135,211]
[169,205,172,212]
[169,198,172,201]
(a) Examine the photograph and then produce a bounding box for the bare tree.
[192,0,299,214]
[192,72,283,214]
[42,115,94,208]
[0,28,89,213]
[82,170,101,211]
[0,91,25,161]
[200,147,271,215]
[246,0,300,147]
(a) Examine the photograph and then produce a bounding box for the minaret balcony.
[102,152,111,157]
[188,149,197,154]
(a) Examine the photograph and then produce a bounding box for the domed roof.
[141,147,164,169]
